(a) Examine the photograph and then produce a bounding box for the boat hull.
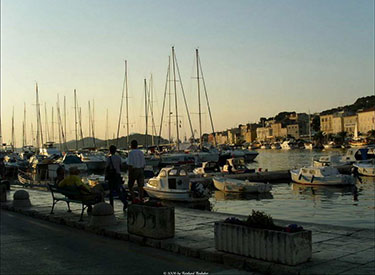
[290,170,355,185]
[213,177,272,193]
[143,186,208,202]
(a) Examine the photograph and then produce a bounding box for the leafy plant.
[245,210,276,230]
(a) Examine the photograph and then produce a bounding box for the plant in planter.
[215,210,312,266]
[127,201,175,239]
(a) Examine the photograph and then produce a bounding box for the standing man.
[127,140,145,202]
[105,145,128,210]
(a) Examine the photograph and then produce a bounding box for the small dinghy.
[290,166,355,185]
[212,177,272,193]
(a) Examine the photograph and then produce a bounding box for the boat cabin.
[148,167,190,191]
[300,167,340,177]
[222,158,249,173]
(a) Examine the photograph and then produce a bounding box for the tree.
[311,115,320,132]
[313,131,324,145]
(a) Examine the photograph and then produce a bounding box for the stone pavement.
[1,187,374,275]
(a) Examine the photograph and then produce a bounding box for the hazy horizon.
[1,0,374,147]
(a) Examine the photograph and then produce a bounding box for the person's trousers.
[108,174,127,207]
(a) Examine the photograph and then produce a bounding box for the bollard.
[1,180,10,191]
[13,190,31,208]
[0,184,7,202]
[88,202,117,227]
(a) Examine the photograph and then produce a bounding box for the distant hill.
[62,133,169,150]
[320,95,375,115]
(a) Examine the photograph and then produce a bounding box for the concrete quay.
[1,187,374,275]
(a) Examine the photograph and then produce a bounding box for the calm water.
[210,149,375,229]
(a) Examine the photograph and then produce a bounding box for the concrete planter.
[127,204,174,239]
[214,221,312,266]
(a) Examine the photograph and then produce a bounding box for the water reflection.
[291,183,358,201]
[213,190,273,201]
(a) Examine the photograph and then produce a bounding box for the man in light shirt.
[127,140,145,201]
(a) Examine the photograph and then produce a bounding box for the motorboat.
[78,151,106,170]
[271,143,281,150]
[220,147,258,163]
[160,153,196,167]
[353,161,375,177]
[193,161,221,175]
[212,177,272,193]
[304,142,313,150]
[260,144,271,149]
[341,147,374,163]
[290,166,355,185]
[313,155,348,167]
[280,140,297,150]
[222,158,253,174]
[144,167,210,202]
[39,142,62,157]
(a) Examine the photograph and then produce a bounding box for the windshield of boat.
[63,155,83,164]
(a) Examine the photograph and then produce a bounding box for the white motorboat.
[79,152,106,170]
[260,144,271,149]
[271,143,281,150]
[39,142,62,157]
[193,161,221,175]
[160,153,196,166]
[144,167,210,202]
[59,154,87,174]
[304,143,313,150]
[222,158,253,174]
[313,155,348,167]
[212,177,272,193]
[280,140,297,150]
[290,166,355,185]
[353,161,375,177]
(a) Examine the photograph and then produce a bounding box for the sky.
[1,0,374,146]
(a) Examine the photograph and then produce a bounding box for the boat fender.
[310,175,315,183]
[298,173,302,180]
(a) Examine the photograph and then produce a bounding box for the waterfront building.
[286,124,300,139]
[343,115,358,135]
[320,114,334,134]
[240,124,258,143]
[358,108,375,134]
[256,127,272,141]
[271,123,286,139]
[332,116,344,134]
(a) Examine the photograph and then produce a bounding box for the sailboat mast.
[23,103,26,147]
[168,56,171,143]
[157,56,170,148]
[196,49,202,148]
[11,107,15,151]
[125,60,130,149]
[74,89,78,151]
[44,103,49,142]
[198,54,216,146]
[88,101,92,146]
[51,107,54,143]
[64,96,67,145]
[79,107,85,148]
[105,109,109,148]
[116,60,127,147]
[144,79,148,150]
[36,83,44,149]
[92,99,96,148]
[172,47,180,150]
[31,123,35,148]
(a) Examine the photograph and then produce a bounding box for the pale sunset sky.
[1,0,374,146]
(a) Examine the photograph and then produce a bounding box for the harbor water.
[210,149,375,229]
